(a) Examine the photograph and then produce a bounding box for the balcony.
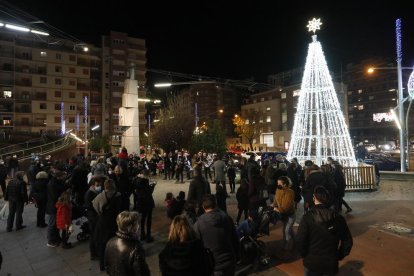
[15,67,47,75]
[77,84,91,91]
[15,106,32,113]
[15,80,32,87]
[127,43,146,51]
[0,51,14,58]
[15,53,32,60]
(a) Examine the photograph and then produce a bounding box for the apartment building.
[101,31,147,148]
[344,58,413,145]
[0,28,147,151]
[242,69,347,151]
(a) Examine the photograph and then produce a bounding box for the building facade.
[242,69,348,152]
[0,28,147,153]
[344,58,414,146]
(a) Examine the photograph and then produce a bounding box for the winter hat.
[36,171,49,179]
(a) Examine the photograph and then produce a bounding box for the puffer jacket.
[56,202,72,230]
[104,231,150,276]
[4,172,28,203]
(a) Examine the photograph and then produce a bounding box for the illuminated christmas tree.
[287,18,356,166]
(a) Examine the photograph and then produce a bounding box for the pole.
[84,96,88,157]
[195,102,198,132]
[396,18,406,172]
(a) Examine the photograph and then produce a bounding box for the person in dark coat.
[31,171,49,227]
[0,159,8,198]
[248,166,267,212]
[194,194,239,276]
[45,170,69,247]
[235,178,249,225]
[111,165,132,211]
[287,162,302,208]
[93,178,123,271]
[187,165,211,216]
[5,171,28,231]
[133,169,155,243]
[7,155,19,178]
[70,161,89,206]
[302,165,327,211]
[227,162,236,193]
[296,185,353,275]
[104,211,150,276]
[159,215,213,276]
[84,175,105,260]
[332,163,352,213]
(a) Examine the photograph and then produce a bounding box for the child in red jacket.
[56,191,72,249]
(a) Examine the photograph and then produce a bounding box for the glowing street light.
[154,81,215,88]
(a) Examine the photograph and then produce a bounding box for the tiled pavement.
[1,176,414,275]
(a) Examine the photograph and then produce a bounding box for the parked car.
[364,153,401,171]
[364,143,377,152]
[260,152,287,163]
[378,141,397,151]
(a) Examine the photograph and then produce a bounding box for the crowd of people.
[0,147,354,275]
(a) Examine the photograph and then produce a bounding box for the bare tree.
[151,94,194,152]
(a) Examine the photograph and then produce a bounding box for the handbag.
[0,202,9,220]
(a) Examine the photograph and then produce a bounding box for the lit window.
[293,90,301,97]
[259,119,263,123]
[358,105,364,110]
[266,107,271,111]
[3,90,12,98]
[266,116,271,122]
[245,119,250,124]
[40,51,47,57]
[281,93,286,99]
[358,89,363,94]
[369,96,374,100]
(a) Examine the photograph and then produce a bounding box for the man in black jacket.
[5,171,28,231]
[194,194,239,276]
[296,185,353,276]
[187,165,211,216]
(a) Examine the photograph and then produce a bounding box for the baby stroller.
[238,206,273,269]
[71,201,90,242]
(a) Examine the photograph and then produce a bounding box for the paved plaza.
[0,176,414,275]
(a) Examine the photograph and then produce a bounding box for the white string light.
[287,23,356,167]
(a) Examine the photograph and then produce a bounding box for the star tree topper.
[307,18,322,34]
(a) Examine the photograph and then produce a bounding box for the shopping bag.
[0,202,9,220]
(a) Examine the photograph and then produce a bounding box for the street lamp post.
[368,66,413,172]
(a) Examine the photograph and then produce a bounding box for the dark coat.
[159,239,211,276]
[45,177,67,215]
[31,177,48,203]
[5,177,28,203]
[303,171,327,206]
[104,231,150,276]
[187,175,211,205]
[296,204,353,274]
[94,192,123,255]
[236,186,249,210]
[194,209,239,272]
[133,177,155,213]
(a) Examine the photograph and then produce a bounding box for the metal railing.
[0,134,75,161]
[343,165,377,190]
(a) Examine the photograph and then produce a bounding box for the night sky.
[4,1,414,85]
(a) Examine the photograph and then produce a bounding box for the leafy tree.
[90,135,110,153]
[151,94,194,152]
[233,110,264,151]
[190,119,227,156]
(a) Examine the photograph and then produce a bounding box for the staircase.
[0,134,76,161]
